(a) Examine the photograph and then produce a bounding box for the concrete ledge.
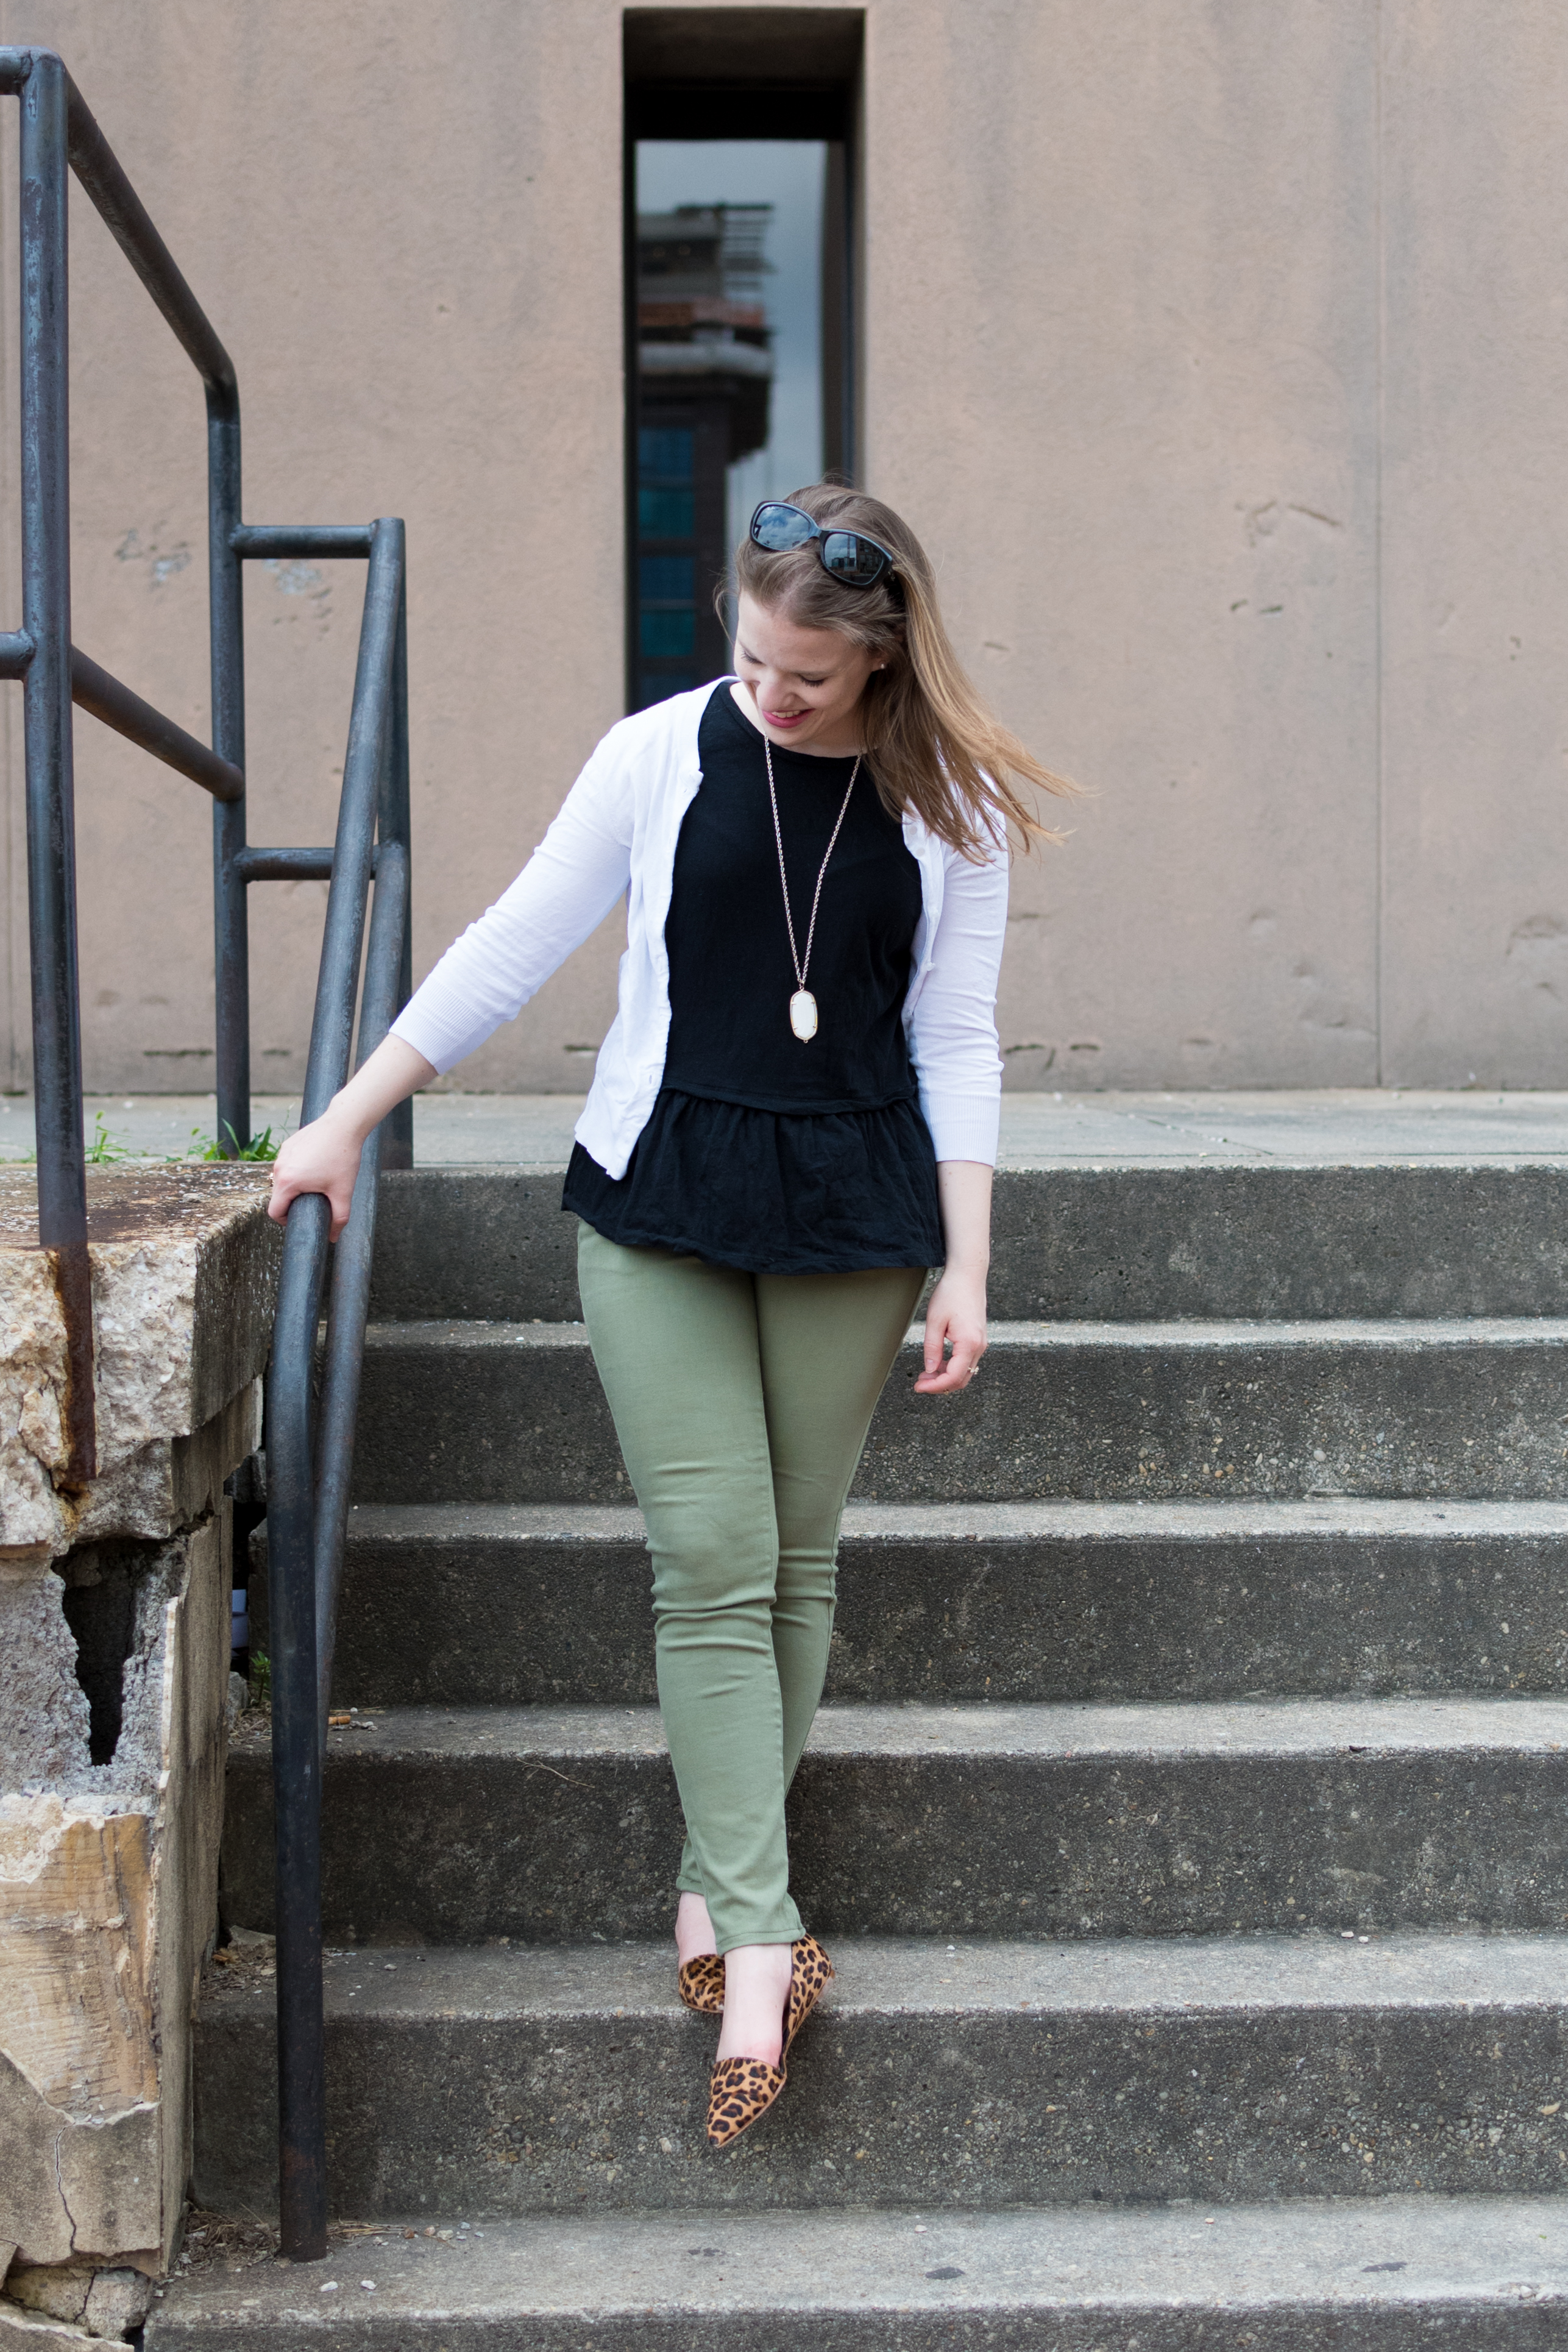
[369,1162,1568,1324]
[21,1088,1568,1172]
[250,1497,1568,1707]
[144,2195,1568,2351]
[191,1930,1568,2216]
[349,1316,1568,1506]
[222,1694,1568,1943]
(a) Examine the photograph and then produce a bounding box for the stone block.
[0,1512,232,2273]
[0,1167,278,1562]
[3,2261,153,2337]
[0,1166,277,2293]
[0,2305,94,2345]
[82,2270,154,2338]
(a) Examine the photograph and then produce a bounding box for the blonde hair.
[732,482,1076,859]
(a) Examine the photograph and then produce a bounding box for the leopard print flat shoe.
[781,1932,834,2063]
[706,1933,834,2149]
[706,2053,786,2147]
[677,1952,726,2016]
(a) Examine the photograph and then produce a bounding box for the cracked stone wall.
[0,1168,278,2326]
[0,1168,277,1565]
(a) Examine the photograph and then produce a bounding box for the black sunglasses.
[749,500,896,589]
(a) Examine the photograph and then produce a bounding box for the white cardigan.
[391,682,1010,1180]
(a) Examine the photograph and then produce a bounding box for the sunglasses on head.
[749,500,896,589]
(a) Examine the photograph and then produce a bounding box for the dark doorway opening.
[624,10,862,711]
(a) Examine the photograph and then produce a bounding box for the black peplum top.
[562,680,943,1274]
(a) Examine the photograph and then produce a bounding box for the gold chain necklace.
[764,733,860,1042]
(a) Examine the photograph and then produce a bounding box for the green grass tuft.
[85,1114,133,1165]
[183,1121,286,1164]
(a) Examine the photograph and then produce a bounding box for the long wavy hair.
[731,482,1076,858]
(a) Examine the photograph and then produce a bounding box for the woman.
[268,483,1070,2149]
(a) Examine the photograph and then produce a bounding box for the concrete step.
[370,1162,1568,1324]
[249,1498,1568,1709]
[348,1317,1568,1505]
[220,1696,1568,1945]
[146,2192,1568,2349]
[191,1930,1568,2219]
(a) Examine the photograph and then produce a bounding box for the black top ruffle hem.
[563,1087,942,1274]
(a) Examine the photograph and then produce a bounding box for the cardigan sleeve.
[389,730,634,1077]
[906,841,1010,1165]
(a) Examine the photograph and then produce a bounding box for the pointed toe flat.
[706,2053,786,2147]
[678,1951,726,2016]
[705,1932,834,2150]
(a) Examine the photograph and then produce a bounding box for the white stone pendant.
[789,989,818,1042]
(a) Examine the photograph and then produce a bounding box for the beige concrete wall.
[0,0,628,1101]
[0,0,1561,1094]
[1380,2,1568,1085]
[870,0,1380,1091]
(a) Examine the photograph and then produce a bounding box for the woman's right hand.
[265,1036,435,1240]
[268,1108,366,1240]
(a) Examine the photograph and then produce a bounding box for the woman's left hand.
[915,1265,988,1394]
[915,1159,992,1395]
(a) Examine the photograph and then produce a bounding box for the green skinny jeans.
[576,1222,924,1954]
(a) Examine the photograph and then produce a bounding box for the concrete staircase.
[156,1150,1568,2343]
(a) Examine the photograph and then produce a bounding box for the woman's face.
[733,591,881,756]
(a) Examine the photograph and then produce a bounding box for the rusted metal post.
[18,50,93,1482]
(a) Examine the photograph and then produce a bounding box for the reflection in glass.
[632,141,835,711]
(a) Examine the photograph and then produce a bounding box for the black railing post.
[268,519,406,2259]
[209,393,248,1155]
[314,840,407,1732]
[57,54,247,1157]
[297,520,403,1127]
[381,570,413,1170]
[19,49,93,1482]
[266,1192,331,2264]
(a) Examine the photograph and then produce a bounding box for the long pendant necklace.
[765,733,860,1042]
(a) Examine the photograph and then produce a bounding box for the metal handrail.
[0,49,413,2262]
[266,522,410,2262]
